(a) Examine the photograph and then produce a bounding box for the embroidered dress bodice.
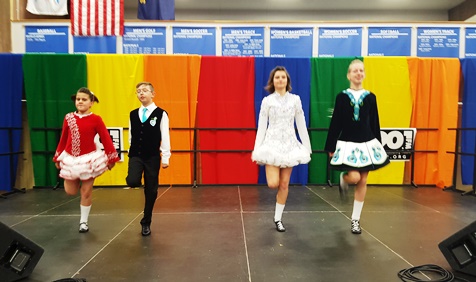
[53,112,119,163]
[324,89,389,171]
[252,92,311,168]
[53,111,120,180]
[343,89,370,121]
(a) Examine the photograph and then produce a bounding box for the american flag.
[71,0,124,36]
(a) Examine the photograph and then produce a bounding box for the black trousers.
[126,155,161,226]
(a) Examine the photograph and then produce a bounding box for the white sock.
[80,205,91,223]
[351,200,364,220]
[274,203,285,222]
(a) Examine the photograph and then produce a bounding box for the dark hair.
[264,66,292,94]
[71,87,99,103]
[136,81,155,92]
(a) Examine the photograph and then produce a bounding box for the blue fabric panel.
[461,59,476,185]
[138,0,175,20]
[0,54,24,191]
[254,58,311,185]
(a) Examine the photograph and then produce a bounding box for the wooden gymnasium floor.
[1,184,476,282]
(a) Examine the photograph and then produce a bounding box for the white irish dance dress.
[252,92,311,168]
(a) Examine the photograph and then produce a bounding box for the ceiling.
[172,0,465,11]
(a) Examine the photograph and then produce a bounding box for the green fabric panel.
[22,54,87,187]
[309,57,362,184]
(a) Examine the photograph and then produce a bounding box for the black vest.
[128,107,165,158]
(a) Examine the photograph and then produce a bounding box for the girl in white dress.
[252,66,312,232]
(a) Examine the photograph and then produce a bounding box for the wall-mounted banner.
[269,27,313,58]
[94,127,124,162]
[221,27,264,57]
[122,26,166,54]
[318,27,362,57]
[367,27,411,56]
[417,27,460,58]
[172,27,216,55]
[73,36,117,54]
[381,128,416,161]
[25,26,69,53]
[465,28,476,58]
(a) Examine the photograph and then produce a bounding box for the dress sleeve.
[294,96,311,154]
[253,97,269,151]
[324,93,344,152]
[128,115,132,148]
[96,116,120,164]
[160,111,171,165]
[369,94,382,143]
[53,116,69,162]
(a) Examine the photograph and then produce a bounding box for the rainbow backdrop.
[2,54,469,189]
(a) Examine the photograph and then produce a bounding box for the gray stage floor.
[1,185,476,282]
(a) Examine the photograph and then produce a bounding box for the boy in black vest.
[126,81,171,236]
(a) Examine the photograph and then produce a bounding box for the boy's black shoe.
[141,225,151,236]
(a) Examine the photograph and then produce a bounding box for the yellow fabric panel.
[144,55,201,185]
[86,54,145,186]
[407,58,459,188]
[363,57,412,184]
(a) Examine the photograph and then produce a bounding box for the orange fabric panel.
[144,55,201,185]
[407,58,459,188]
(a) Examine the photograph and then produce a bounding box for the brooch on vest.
[150,116,157,126]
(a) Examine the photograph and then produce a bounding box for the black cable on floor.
[52,279,87,282]
[397,264,470,282]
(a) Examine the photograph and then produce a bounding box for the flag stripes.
[71,0,124,36]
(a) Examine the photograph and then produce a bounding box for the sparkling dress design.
[54,112,120,180]
[325,89,389,171]
[252,92,311,168]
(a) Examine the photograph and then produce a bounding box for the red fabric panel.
[196,56,257,184]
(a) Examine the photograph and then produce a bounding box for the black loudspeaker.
[438,220,476,277]
[0,221,44,282]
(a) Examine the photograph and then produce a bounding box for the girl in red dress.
[53,87,119,233]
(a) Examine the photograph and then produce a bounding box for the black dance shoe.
[79,222,89,233]
[141,225,151,236]
[274,220,286,232]
[351,220,361,234]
